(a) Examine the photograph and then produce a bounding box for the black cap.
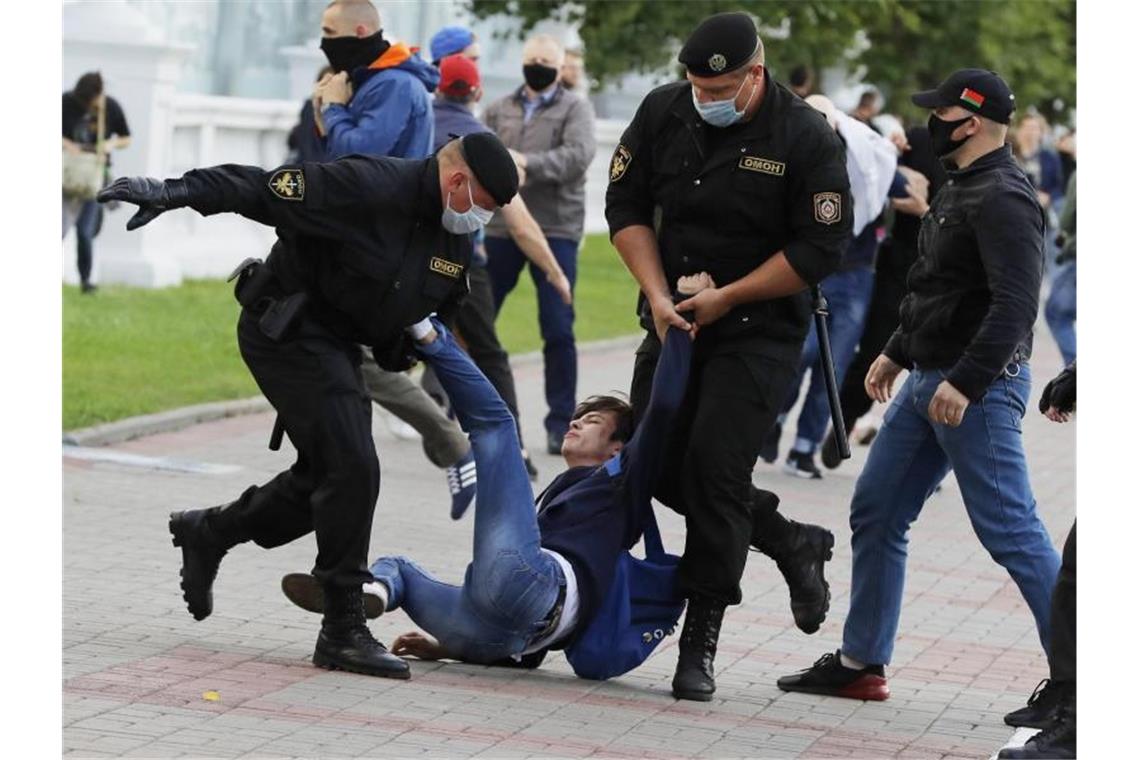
[679,12,760,77]
[459,132,518,206]
[911,68,1016,124]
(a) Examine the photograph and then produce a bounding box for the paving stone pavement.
[63,332,1074,759]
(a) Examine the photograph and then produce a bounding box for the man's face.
[688,63,762,106]
[522,38,564,70]
[320,6,369,38]
[1018,116,1043,145]
[933,105,980,141]
[441,170,497,213]
[561,55,584,88]
[560,410,623,465]
[462,41,481,62]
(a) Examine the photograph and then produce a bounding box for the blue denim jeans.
[484,236,578,437]
[369,325,563,664]
[783,267,876,452]
[841,366,1061,665]
[1044,260,1076,367]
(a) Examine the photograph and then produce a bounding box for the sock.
[840,652,867,670]
[362,579,391,612]
[407,317,436,342]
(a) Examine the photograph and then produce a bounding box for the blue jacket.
[431,99,490,152]
[323,43,439,160]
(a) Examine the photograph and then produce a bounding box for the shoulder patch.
[609,144,633,183]
[269,169,305,201]
[738,155,786,176]
[813,192,841,225]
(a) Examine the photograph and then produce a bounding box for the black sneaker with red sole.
[777,650,890,701]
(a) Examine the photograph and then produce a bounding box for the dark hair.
[789,64,812,88]
[857,90,880,109]
[442,92,477,105]
[571,394,634,444]
[74,72,104,106]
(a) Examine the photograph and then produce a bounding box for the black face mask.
[320,30,389,74]
[927,112,975,158]
[523,63,559,92]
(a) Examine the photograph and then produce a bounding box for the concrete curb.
[63,333,645,447]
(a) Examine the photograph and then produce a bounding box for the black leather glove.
[1038,362,1076,415]
[96,176,190,231]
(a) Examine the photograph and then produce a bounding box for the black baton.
[811,285,851,460]
[268,416,285,451]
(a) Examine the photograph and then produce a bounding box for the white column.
[63,0,192,288]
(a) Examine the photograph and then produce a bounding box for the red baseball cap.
[439,53,481,97]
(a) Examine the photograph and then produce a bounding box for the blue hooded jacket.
[323,42,440,160]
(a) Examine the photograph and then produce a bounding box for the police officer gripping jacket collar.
[97,132,517,680]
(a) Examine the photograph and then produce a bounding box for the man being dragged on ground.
[280,274,714,669]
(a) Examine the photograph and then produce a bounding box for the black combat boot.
[999,686,1075,759]
[313,585,411,679]
[750,498,834,634]
[672,596,726,702]
[1004,678,1068,729]
[169,507,234,621]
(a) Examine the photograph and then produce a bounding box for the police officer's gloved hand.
[97,176,191,231]
[1038,362,1076,415]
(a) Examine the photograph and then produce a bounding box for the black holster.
[229,258,307,343]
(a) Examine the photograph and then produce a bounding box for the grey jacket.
[482,85,597,240]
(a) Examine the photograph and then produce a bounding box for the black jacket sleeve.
[782,125,853,286]
[178,156,406,241]
[604,96,656,237]
[945,184,1045,401]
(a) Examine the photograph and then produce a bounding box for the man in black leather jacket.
[778,70,1061,701]
[97,133,518,680]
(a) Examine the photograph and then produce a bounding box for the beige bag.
[63,97,106,201]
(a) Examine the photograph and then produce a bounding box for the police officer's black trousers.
[212,308,380,590]
[631,333,797,605]
[1048,521,1076,684]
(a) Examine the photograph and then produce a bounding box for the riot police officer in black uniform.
[97,133,519,679]
[605,12,853,701]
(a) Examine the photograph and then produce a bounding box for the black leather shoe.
[1004,678,1068,729]
[546,430,564,456]
[672,596,725,702]
[282,573,387,619]
[752,518,834,633]
[313,586,410,679]
[999,687,1075,758]
[169,509,229,621]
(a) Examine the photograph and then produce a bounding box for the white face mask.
[441,181,494,234]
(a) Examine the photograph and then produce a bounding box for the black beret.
[679,12,760,77]
[459,132,518,206]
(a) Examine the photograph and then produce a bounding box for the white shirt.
[835,111,900,237]
[521,548,580,655]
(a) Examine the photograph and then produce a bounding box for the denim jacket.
[883,144,1046,402]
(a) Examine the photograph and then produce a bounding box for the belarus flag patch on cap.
[960,87,986,109]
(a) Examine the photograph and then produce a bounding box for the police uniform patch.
[269,169,305,201]
[738,156,786,176]
[609,144,633,183]
[430,256,463,279]
[814,192,841,225]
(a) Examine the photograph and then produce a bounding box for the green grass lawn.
[63,233,642,430]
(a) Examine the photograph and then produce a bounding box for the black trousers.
[215,308,380,589]
[1048,521,1076,683]
[837,254,911,432]
[630,332,797,605]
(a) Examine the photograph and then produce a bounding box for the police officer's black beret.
[678,12,761,77]
[912,69,1016,124]
[459,132,518,206]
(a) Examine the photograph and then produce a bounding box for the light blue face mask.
[692,73,758,128]
[441,181,495,234]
